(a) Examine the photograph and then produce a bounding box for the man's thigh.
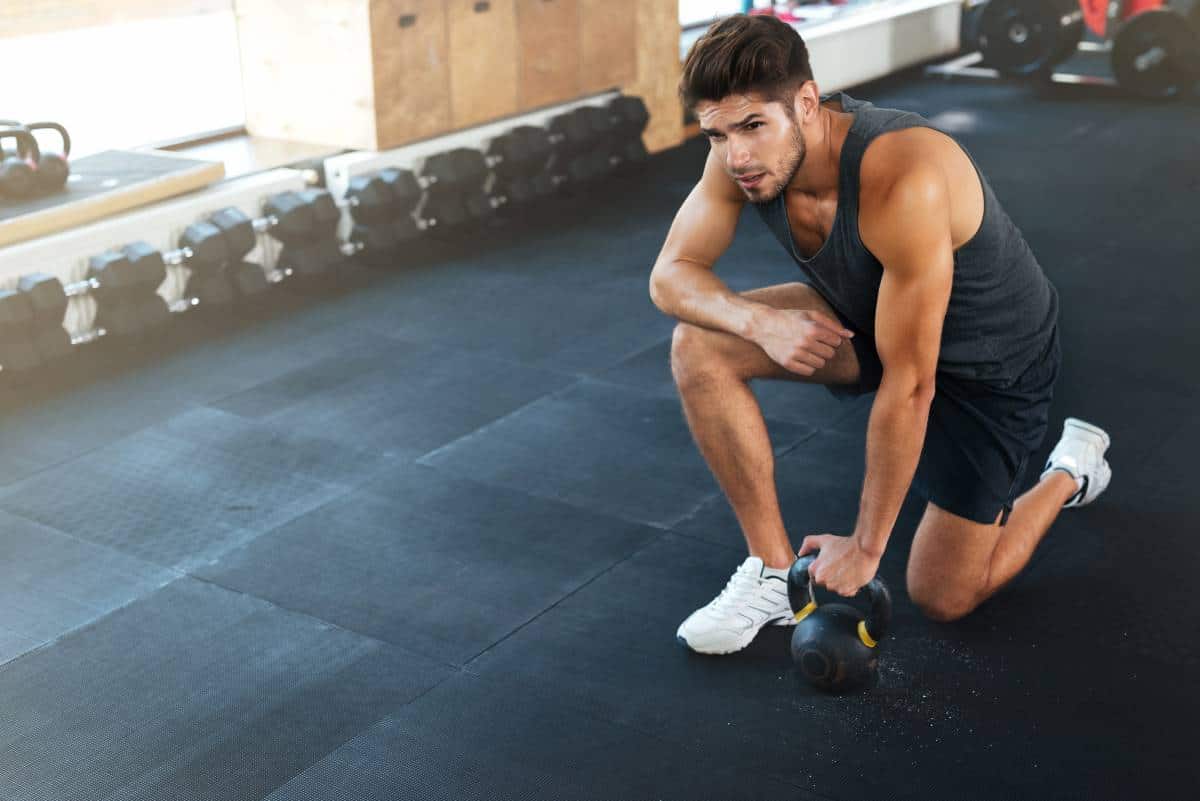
[674,282,862,386]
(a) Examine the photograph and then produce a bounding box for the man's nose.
[726,142,751,171]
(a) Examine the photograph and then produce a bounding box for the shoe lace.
[709,566,761,614]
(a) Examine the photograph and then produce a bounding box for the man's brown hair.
[679,14,814,110]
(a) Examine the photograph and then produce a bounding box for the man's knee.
[670,323,731,389]
[907,572,981,623]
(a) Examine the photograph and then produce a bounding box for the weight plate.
[1112,9,1200,99]
[978,0,1083,76]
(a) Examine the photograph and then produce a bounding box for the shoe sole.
[1064,417,1111,452]
[676,614,794,655]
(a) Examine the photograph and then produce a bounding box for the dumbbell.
[545,97,649,187]
[547,106,616,184]
[485,125,565,205]
[416,148,508,233]
[340,168,429,263]
[0,120,69,194]
[84,244,171,337]
[1,273,97,373]
[262,188,360,277]
[606,96,650,168]
[0,127,38,199]
[0,277,82,377]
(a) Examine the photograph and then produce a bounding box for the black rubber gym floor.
[1,70,1197,800]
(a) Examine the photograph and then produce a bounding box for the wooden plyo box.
[234,0,681,152]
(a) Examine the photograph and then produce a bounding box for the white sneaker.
[676,556,794,655]
[1041,417,1112,508]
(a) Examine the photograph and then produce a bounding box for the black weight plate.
[1112,9,1200,99]
[978,0,1082,76]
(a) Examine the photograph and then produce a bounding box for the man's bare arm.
[648,150,851,374]
[648,148,764,335]
[852,164,954,558]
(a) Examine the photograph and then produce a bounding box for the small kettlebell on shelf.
[0,120,70,194]
[787,551,893,694]
[0,126,39,199]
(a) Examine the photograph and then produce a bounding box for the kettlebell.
[787,551,893,694]
[0,120,70,194]
[0,127,38,199]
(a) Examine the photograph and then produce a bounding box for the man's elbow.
[648,266,673,313]
[881,370,937,407]
[908,375,937,407]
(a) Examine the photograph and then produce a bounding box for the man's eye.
[745,122,763,131]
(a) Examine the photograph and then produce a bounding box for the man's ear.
[793,81,820,122]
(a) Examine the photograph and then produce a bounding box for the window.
[1,11,245,156]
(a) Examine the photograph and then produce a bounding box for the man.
[650,14,1112,655]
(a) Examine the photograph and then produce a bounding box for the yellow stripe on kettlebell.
[857,620,877,648]
[793,601,817,622]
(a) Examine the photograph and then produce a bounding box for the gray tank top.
[753,92,1058,386]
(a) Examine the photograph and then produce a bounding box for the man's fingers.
[807,328,846,353]
[797,536,822,556]
[806,311,855,339]
[811,342,837,361]
[784,351,824,374]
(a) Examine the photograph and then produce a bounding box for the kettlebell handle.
[0,127,39,162]
[787,551,893,647]
[0,120,64,158]
[23,122,71,157]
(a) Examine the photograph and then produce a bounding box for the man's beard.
[750,123,807,206]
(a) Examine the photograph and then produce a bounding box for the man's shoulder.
[859,127,950,197]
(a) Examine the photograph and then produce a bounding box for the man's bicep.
[867,172,954,391]
[875,261,950,392]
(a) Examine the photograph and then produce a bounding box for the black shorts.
[830,324,1061,526]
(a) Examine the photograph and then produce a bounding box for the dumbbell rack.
[323,89,622,246]
[0,169,306,343]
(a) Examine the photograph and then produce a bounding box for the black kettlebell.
[787,551,893,694]
[0,127,39,199]
[0,120,69,194]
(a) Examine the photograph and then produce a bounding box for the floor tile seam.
[0,504,190,586]
[0,489,393,668]
[0,567,184,671]
[181,572,465,674]
[459,527,674,669]
[412,375,597,466]
[408,456,684,534]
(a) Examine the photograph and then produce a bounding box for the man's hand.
[798,534,881,597]
[750,308,854,377]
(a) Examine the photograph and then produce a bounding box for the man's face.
[696,92,806,204]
